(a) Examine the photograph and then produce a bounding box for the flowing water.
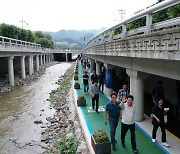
[0,63,71,154]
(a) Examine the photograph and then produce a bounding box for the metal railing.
[0,36,41,49]
[83,0,180,51]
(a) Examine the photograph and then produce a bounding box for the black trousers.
[152,122,166,142]
[121,123,136,149]
[109,117,119,146]
[92,94,99,112]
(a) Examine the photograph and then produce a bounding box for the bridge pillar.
[126,69,148,122]
[36,55,39,71]
[90,59,95,73]
[32,56,34,74]
[40,55,42,65]
[43,55,46,64]
[21,56,26,79]
[104,63,114,96]
[29,56,33,75]
[8,56,14,86]
[49,54,51,62]
[95,60,101,75]
[66,53,68,62]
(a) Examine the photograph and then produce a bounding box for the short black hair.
[111,92,117,97]
[85,71,87,73]
[127,95,134,100]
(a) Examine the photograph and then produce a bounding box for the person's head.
[85,71,87,74]
[157,81,163,88]
[122,84,127,90]
[126,95,134,106]
[157,98,163,108]
[93,70,96,74]
[111,92,117,103]
[94,80,98,85]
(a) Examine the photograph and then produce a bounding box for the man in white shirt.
[120,95,138,153]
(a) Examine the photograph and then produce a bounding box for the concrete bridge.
[0,35,79,86]
[81,0,180,123]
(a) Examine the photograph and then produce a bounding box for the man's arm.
[104,111,108,124]
[120,97,126,109]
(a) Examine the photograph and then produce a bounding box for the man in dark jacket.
[91,70,98,84]
[152,98,170,147]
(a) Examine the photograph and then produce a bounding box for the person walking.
[152,81,165,105]
[91,70,99,84]
[83,71,89,94]
[118,84,129,102]
[151,98,170,147]
[90,80,100,113]
[99,72,105,93]
[120,95,138,153]
[104,93,120,151]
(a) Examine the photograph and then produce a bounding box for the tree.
[35,37,54,48]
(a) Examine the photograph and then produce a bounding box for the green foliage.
[34,31,54,48]
[35,37,54,48]
[104,33,110,38]
[0,23,20,39]
[93,129,109,144]
[127,17,146,31]
[126,1,180,31]
[113,26,122,35]
[59,80,70,91]
[78,94,85,100]
[58,134,78,154]
[0,23,54,48]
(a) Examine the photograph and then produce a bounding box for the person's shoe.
[121,142,125,147]
[152,139,156,143]
[131,148,138,153]
[112,145,116,151]
[162,142,170,147]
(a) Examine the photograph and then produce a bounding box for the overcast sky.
[0,0,158,32]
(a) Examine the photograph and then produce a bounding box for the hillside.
[45,28,105,47]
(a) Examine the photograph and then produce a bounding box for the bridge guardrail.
[82,0,180,52]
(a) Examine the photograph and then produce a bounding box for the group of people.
[104,81,170,152]
[83,70,104,113]
[82,68,170,152]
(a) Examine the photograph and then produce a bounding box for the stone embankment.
[42,63,89,154]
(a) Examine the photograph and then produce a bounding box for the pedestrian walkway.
[74,61,169,154]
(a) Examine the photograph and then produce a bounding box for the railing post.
[122,24,127,38]
[146,14,152,34]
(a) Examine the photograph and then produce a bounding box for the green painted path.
[75,62,167,154]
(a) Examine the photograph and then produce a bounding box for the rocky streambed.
[40,64,89,154]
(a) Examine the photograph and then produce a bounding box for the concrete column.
[40,55,43,65]
[122,24,127,38]
[36,55,39,71]
[29,56,33,75]
[8,56,14,86]
[21,56,26,79]
[31,56,34,74]
[90,59,95,73]
[66,53,68,62]
[146,14,152,34]
[95,60,101,75]
[51,54,54,61]
[43,55,46,64]
[104,63,114,96]
[48,54,51,62]
[126,69,148,121]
